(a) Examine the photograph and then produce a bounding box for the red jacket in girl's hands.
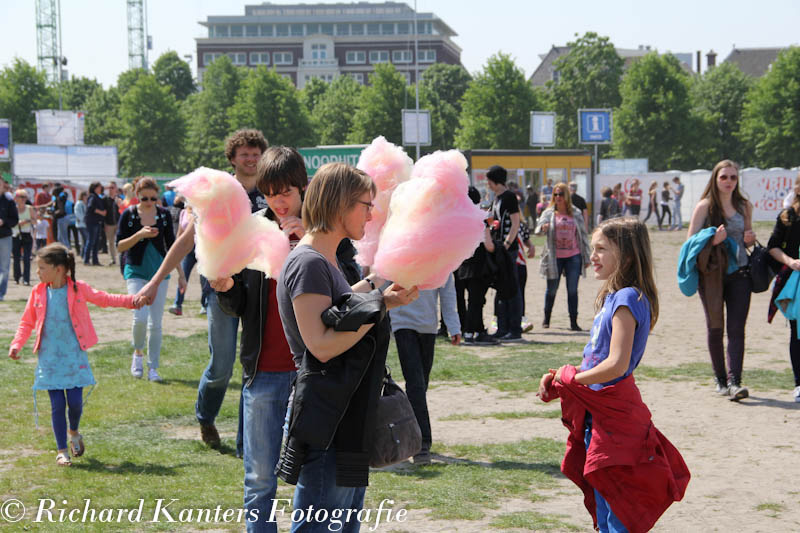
[541,364,690,533]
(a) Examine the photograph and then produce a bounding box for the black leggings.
[658,204,671,228]
[698,269,752,385]
[643,201,659,223]
[790,321,800,387]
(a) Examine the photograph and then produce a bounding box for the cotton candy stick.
[354,136,413,267]
[168,167,289,279]
[372,150,485,290]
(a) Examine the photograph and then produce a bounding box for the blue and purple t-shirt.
[581,287,651,391]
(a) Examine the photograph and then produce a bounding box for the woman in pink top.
[535,182,591,331]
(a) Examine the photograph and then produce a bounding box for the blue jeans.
[495,256,522,337]
[57,215,70,248]
[174,247,210,309]
[395,329,435,449]
[671,199,682,229]
[195,291,239,426]
[243,371,295,533]
[0,235,11,300]
[126,277,169,369]
[77,227,88,253]
[584,420,628,533]
[12,233,33,284]
[83,222,101,265]
[290,448,366,532]
[544,253,582,319]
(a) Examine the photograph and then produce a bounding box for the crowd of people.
[5,136,800,532]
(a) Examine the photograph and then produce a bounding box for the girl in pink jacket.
[9,244,140,466]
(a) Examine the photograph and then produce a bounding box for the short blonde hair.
[302,163,375,234]
[14,188,28,199]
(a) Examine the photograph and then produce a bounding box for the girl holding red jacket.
[539,218,689,533]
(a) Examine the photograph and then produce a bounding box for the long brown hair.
[593,217,659,331]
[701,160,747,228]
[548,182,572,215]
[37,243,77,292]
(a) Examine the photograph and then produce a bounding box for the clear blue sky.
[1,0,798,88]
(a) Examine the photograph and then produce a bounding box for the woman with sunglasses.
[116,178,184,382]
[687,160,756,401]
[535,182,591,331]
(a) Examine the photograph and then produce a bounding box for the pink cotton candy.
[168,167,289,279]
[372,150,485,290]
[354,136,413,267]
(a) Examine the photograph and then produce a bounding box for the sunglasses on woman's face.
[139,196,158,202]
[553,192,565,197]
[718,173,738,182]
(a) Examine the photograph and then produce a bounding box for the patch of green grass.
[367,439,565,521]
[489,510,581,531]
[755,502,785,513]
[637,362,794,391]
[439,410,561,422]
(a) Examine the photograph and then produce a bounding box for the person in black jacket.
[103,182,121,266]
[274,162,418,531]
[83,182,106,266]
[0,181,19,301]
[213,146,361,533]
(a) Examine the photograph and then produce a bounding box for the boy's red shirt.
[541,365,690,533]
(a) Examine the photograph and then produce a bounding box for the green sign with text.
[299,146,366,176]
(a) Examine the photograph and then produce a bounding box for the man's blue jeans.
[243,371,295,533]
[495,253,522,337]
[290,448,366,532]
[57,215,70,248]
[83,222,101,265]
[0,236,11,300]
[544,253,582,319]
[671,199,682,229]
[585,421,628,533]
[196,291,239,426]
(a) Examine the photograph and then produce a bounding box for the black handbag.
[748,240,775,293]
[369,368,422,468]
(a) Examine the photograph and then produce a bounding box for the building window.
[367,23,380,35]
[346,51,366,64]
[392,50,412,63]
[274,52,293,65]
[312,44,328,60]
[260,24,273,36]
[351,23,364,35]
[276,24,289,37]
[291,24,304,36]
[250,52,270,65]
[422,21,433,34]
[203,52,222,65]
[230,25,243,37]
[381,23,394,35]
[349,72,364,85]
[418,49,436,63]
[246,25,259,37]
[397,22,410,34]
[306,23,320,34]
[369,51,389,64]
[213,25,228,37]
[227,52,246,65]
[551,69,560,83]
[321,23,334,35]
[336,23,349,35]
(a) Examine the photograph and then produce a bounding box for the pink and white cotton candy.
[167,167,289,280]
[372,150,485,290]
[354,136,413,267]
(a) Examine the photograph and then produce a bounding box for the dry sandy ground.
[2,227,799,532]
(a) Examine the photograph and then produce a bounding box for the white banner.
[35,110,85,146]
[12,144,117,178]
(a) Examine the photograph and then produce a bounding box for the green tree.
[60,75,101,111]
[548,32,623,149]
[228,66,315,147]
[183,55,244,169]
[0,58,55,143]
[312,75,362,145]
[454,53,538,149]
[419,63,471,150]
[83,85,122,146]
[613,53,699,170]
[348,64,414,146]
[690,62,753,164]
[300,77,329,115]
[739,46,800,168]
[118,75,186,174]
[117,68,150,94]
[153,51,196,101]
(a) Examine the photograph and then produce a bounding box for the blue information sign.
[0,119,10,162]
[578,109,612,144]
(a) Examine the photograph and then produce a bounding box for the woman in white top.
[12,189,37,286]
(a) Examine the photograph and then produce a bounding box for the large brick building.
[195,2,462,88]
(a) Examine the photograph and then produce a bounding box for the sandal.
[56,452,72,466]
[69,433,85,457]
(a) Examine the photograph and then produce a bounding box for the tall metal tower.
[127,0,148,70]
[35,0,62,84]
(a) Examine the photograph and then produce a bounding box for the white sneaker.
[148,368,162,382]
[130,353,143,378]
[793,386,800,403]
